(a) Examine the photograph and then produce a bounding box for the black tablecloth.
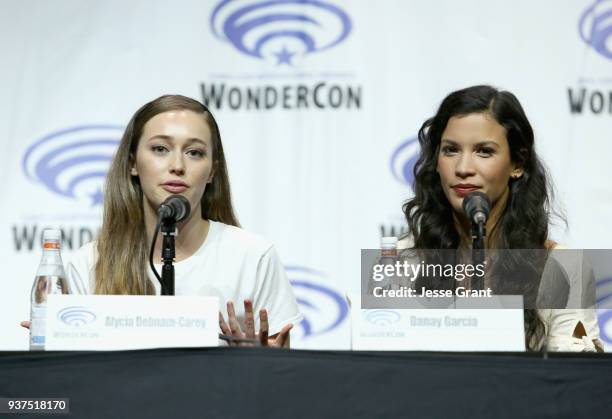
[1,348,610,418]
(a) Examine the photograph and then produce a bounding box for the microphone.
[157,195,191,223]
[462,191,490,225]
[154,195,190,295]
[462,192,490,290]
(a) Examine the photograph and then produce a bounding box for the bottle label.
[31,335,45,344]
[381,249,397,257]
[30,312,46,348]
[43,242,60,250]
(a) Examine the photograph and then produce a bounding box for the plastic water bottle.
[29,229,70,350]
[377,236,398,291]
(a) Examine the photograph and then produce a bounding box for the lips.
[451,184,480,197]
[161,181,188,193]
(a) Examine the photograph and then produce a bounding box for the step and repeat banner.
[1,0,611,350]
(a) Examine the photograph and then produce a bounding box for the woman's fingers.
[222,301,290,347]
[243,299,255,339]
[259,309,269,346]
[273,323,293,348]
[20,321,30,330]
[226,301,242,336]
[218,311,231,336]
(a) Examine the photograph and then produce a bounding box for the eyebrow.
[145,135,208,146]
[440,139,499,147]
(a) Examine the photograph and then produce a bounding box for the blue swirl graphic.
[579,0,612,59]
[22,125,122,206]
[390,136,420,188]
[57,306,97,327]
[596,276,612,308]
[598,310,612,344]
[210,0,352,64]
[363,309,401,326]
[287,265,349,338]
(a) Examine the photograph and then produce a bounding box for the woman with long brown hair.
[65,94,301,346]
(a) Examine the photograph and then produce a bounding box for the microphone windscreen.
[462,191,490,220]
[159,195,191,222]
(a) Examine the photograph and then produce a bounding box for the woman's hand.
[219,299,292,348]
[20,321,30,329]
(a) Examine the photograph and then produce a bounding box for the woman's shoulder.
[69,241,98,265]
[545,240,569,250]
[210,221,274,255]
[65,241,98,294]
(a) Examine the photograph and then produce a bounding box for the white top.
[66,221,302,336]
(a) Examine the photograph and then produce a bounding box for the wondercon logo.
[22,125,122,206]
[287,266,349,338]
[57,306,97,327]
[579,0,612,60]
[210,0,352,65]
[390,136,420,189]
[363,309,401,326]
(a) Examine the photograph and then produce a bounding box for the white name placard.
[45,295,219,350]
[351,295,525,351]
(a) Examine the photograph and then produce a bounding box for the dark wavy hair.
[403,85,560,350]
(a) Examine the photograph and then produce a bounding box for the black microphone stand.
[471,220,486,291]
[160,219,177,296]
[150,195,190,296]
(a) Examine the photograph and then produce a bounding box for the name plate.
[45,295,219,350]
[351,295,525,351]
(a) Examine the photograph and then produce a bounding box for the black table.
[1,348,610,418]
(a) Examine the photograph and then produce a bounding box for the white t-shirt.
[66,221,302,336]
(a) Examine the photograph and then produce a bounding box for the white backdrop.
[1,0,611,350]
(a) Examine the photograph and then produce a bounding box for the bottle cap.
[42,229,62,242]
[380,236,398,248]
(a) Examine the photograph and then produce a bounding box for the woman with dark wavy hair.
[402,85,602,351]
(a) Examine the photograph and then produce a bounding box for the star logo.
[274,45,296,65]
[89,188,104,206]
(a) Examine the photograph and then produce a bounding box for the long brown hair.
[94,95,239,294]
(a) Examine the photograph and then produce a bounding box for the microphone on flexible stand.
[149,195,191,296]
[462,192,490,290]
